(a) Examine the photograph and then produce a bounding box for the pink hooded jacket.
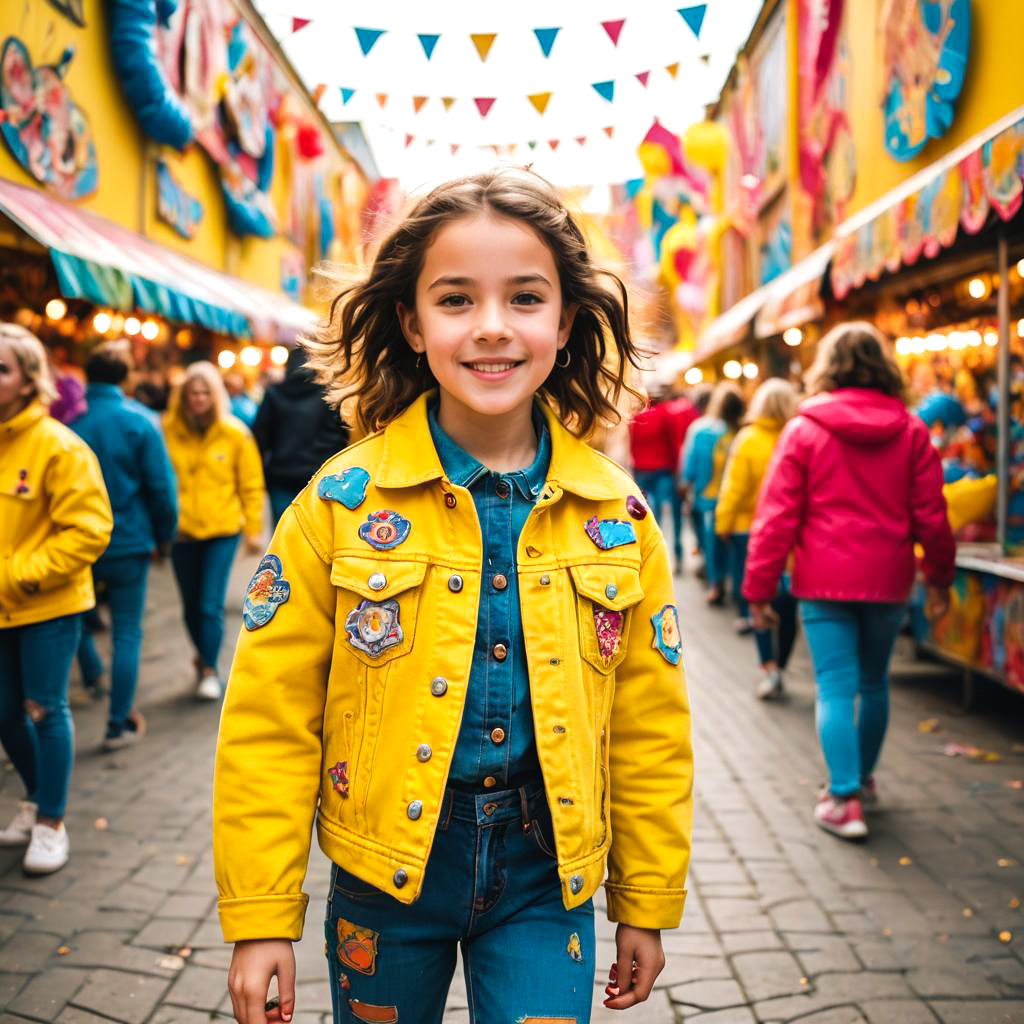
[743,388,956,604]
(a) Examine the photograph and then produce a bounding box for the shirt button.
[492,643,508,661]
[448,574,464,593]
[393,869,408,888]
[368,572,387,592]
[569,874,584,894]
[416,744,432,762]
[495,480,511,499]
[492,573,508,591]
[407,800,423,820]
[444,493,457,508]
[431,677,448,697]
[483,802,498,816]
[483,776,496,788]
[490,727,506,744]
[539,575,551,586]
[605,583,618,600]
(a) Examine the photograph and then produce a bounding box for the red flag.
[601,19,626,45]
[575,135,587,146]
[292,18,311,33]
[635,70,650,88]
[548,139,560,151]
[450,143,460,155]
[474,97,496,118]
[404,133,414,149]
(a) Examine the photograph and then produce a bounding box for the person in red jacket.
[744,323,954,841]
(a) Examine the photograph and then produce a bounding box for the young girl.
[0,324,112,874]
[163,362,264,701]
[214,169,693,1024]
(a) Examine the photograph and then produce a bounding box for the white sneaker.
[755,671,784,700]
[195,672,222,701]
[0,801,37,846]
[23,822,70,875]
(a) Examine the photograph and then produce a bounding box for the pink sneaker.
[861,776,878,808]
[814,789,868,840]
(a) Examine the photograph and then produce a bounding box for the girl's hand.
[749,602,779,631]
[924,585,951,621]
[227,939,295,1024]
[244,536,264,556]
[604,924,666,1009]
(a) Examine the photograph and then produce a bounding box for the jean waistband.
[441,779,547,827]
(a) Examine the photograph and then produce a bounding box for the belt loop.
[440,789,455,831]
[518,784,532,834]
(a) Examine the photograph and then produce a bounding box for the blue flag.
[533,27,560,57]
[355,27,386,55]
[678,5,707,38]
[592,80,615,103]
[418,33,440,59]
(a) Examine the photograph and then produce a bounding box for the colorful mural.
[155,158,203,239]
[879,0,971,161]
[46,0,85,25]
[0,36,98,200]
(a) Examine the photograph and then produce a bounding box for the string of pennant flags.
[374,125,624,155]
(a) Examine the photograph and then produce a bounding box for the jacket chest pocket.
[331,556,427,668]
[570,563,645,674]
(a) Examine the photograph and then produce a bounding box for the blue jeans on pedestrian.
[170,534,241,672]
[77,554,150,731]
[703,508,729,588]
[729,534,751,618]
[634,469,683,562]
[269,486,297,528]
[754,586,798,670]
[0,614,80,819]
[324,781,595,1023]
[801,600,906,798]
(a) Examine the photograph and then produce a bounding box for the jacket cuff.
[217,893,309,942]
[604,882,687,930]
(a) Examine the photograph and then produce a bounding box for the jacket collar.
[376,391,623,500]
[85,382,123,402]
[0,400,45,440]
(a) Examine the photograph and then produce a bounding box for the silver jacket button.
[368,572,387,592]
[431,677,448,697]
[605,583,618,600]
[393,869,408,888]
[569,874,584,894]
[407,800,423,820]
[448,574,464,593]
[416,744,432,762]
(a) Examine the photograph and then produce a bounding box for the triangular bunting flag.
[340,87,355,105]
[575,135,587,146]
[490,145,501,157]
[442,97,456,111]
[601,19,626,46]
[376,93,388,109]
[413,96,428,113]
[471,33,497,61]
[548,139,560,151]
[533,27,560,57]
[603,125,615,138]
[528,92,551,115]
[592,80,615,103]
[450,143,460,155]
[665,62,680,79]
[291,18,310,34]
[678,5,708,39]
[355,27,386,55]
[404,133,414,149]
[635,70,650,88]
[312,83,326,105]
[700,52,711,64]
[527,140,538,150]
[474,97,496,118]
[418,33,440,59]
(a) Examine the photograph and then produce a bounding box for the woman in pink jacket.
[744,323,955,840]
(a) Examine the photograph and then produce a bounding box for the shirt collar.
[85,383,123,401]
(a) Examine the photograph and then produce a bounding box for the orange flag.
[528,92,551,115]
[603,125,615,138]
[471,33,497,61]
[312,83,327,105]
[376,93,388,109]
[665,62,680,79]
[548,139,559,151]
[442,97,456,111]
[413,96,428,113]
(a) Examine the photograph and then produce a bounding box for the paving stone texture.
[0,540,1022,1023]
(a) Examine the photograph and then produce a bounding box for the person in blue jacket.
[71,341,178,751]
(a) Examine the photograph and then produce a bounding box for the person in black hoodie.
[251,346,350,524]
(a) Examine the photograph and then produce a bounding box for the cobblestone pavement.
[1,546,1023,1023]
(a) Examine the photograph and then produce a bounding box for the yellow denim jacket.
[715,419,784,536]
[0,402,112,628]
[213,394,693,942]
[162,414,264,541]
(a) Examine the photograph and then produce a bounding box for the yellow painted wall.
[843,0,1024,218]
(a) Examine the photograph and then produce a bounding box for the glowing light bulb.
[217,349,237,369]
[723,360,742,380]
[895,337,911,355]
[45,298,66,321]
[742,362,759,379]
[240,345,262,367]
[984,330,999,346]
[926,334,947,351]
[92,312,112,334]
[782,327,802,347]
[965,330,982,347]
[968,277,987,299]
[140,319,160,341]
[683,366,703,386]
[124,316,141,336]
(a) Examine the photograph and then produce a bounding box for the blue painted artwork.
[242,554,291,631]
[584,516,637,551]
[319,468,371,510]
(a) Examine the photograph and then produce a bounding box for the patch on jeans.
[318,467,371,510]
[651,603,682,665]
[337,917,379,975]
[339,972,350,990]
[358,509,411,550]
[345,599,403,657]
[593,605,623,662]
[328,761,349,797]
[566,931,583,962]
[583,515,636,551]
[242,554,291,630]
[348,1000,398,1023]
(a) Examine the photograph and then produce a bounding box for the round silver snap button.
[368,572,387,592]
[448,574,464,593]
[605,583,618,600]
[393,869,408,888]
[416,744,432,762]
[431,677,448,697]
[407,800,423,821]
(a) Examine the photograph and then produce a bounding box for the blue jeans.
[324,781,595,1023]
[77,554,150,729]
[729,534,751,618]
[754,587,798,670]
[634,469,683,561]
[0,614,80,819]
[269,486,297,528]
[801,600,906,798]
[170,534,241,671]
[703,508,729,587]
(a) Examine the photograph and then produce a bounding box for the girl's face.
[399,212,575,421]
[0,340,34,422]
[185,379,214,419]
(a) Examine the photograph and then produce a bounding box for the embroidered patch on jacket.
[583,516,637,550]
[345,599,403,657]
[651,604,682,665]
[328,761,349,797]
[336,917,379,975]
[593,606,624,662]
[242,554,291,631]
[318,467,371,510]
[358,509,412,550]
[625,494,647,520]
[567,931,584,962]
[348,999,398,1024]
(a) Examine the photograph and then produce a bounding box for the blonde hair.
[746,377,799,425]
[167,361,230,433]
[0,323,57,406]
[805,321,906,401]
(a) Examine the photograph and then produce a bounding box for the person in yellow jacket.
[163,361,264,702]
[0,324,112,875]
[715,377,798,698]
[214,169,693,1024]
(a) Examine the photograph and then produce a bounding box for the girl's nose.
[471,303,511,342]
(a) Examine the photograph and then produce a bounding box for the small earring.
[415,354,423,370]
[555,347,571,369]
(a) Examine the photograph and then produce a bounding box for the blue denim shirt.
[427,403,551,787]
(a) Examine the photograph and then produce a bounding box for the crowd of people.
[629,322,955,841]
[0,325,348,876]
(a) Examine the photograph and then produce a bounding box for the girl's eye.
[512,292,542,305]
[439,294,470,307]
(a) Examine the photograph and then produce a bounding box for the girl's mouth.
[463,360,525,378]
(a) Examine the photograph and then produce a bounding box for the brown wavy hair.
[305,168,645,436]
[805,322,906,401]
